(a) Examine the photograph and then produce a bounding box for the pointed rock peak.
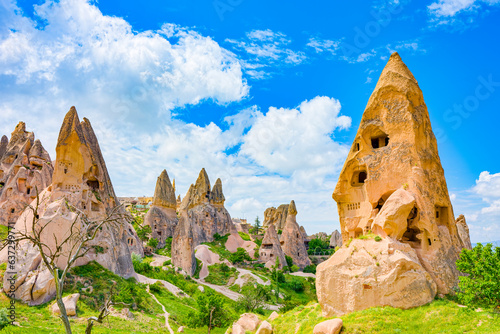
[57,106,85,147]
[376,52,418,87]
[12,121,26,135]
[288,200,297,216]
[1,135,7,144]
[195,168,211,192]
[210,178,225,205]
[0,135,8,159]
[153,169,176,209]
[29,139,51,161]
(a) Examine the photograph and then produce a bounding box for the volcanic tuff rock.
[455,214,472,250]
[329,230,342,248]
[259,223,287,269]
[263,204,289,230]
[1,107,143,305]
[0,123,53,226]
[172,169,235,275]
[144,170,178,248]
[280,200,311,269]
[317,52,470,316]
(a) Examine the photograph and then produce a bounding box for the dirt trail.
[147,285,174,334]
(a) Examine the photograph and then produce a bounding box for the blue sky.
[1,0,499,242]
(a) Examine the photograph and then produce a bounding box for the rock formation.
[262,204,289,230]
[144,170,178,248]
[317,52,471,316]
[0,123,53,226]
[2,107,143,305]
[172,169,235,275]
[259,223,287,269]
[455,214,472,250]
[280,200,311,269]
[329,230,342,248]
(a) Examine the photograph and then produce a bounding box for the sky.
[0,0,499,243]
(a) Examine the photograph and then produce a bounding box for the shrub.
[285,255,293,268]
[229,247,252,264]
[290,265,299,273]
[286,277,304,292]
[303,264,316,274]
[375,236,382,242]
[238,232,251,241]
[147,238,159,249]
[456,243,500,307]
[137,225,152,241]
[163,260,172,266]
[0,308,9,329]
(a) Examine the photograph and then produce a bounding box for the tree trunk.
[55,278,72,334]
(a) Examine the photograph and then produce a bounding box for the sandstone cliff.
[263,204,289,230]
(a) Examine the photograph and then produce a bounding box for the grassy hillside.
[271,299,500,334]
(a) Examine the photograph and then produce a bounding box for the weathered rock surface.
[233,218,251,234]
[225,233,257,258]
[0,123,54,226]
[267,311,279,322]
[172,169,235,275]
[2,107,143,305]
[144,170,178,248]
[259,223,287,269]
[280,201,311,269]
[455,214,472,250]
[234,313,261,332]
[318,52,470,315]
[313,318,343,334]
[52,293,80,316]
[256,320,273,334]
[263,204,289,230]
[330,230,342,248]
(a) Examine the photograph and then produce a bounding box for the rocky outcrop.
[313,318,343,334]
[171,169,235,275]
[2,107,143,305]
[259,223,287,269]
[280,201,311,269]
[0,123,53,226]
[329,230,342,248]
[455,214,472,250]
[144,170,178,248]
[263,204,289,230]
[52,293,80,316]
[317,52,470,316]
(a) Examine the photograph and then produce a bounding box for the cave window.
[64,168,68,174]
[435,206,448,226]
[87,180,99,191]
[371,135,389,149]
[26,188,30,195]
[158,231,162,237]
[356,143,360,151]
[297,233,299,238]
[297,252,300,257]
[435,211,439,219]
[205,213,209,218]
[428,238,432,246]
[91,202,99,212]
[10,208,14,214]
[0,182,4,187]
[270,253,273,258]
[35,214,39,219]
[351,170,368,187]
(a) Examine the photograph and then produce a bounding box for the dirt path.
[136,273,188,298]
[147,286,174,334]
[290,272,316,278]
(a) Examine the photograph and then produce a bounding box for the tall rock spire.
[317,53,468,316]
[152,170,176,209]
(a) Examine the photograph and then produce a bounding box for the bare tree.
[1,189,126,334]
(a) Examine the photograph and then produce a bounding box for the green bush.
[456,243,500,307]
[303,264,317,274]
[285,255,293,268]
[290,265,299,273]
[285,277,304,292]
[375,235,382,242]
[136,225,152,241]
[163,260,172,266]
[205,263,238,285]
[0,308,10,329]
[238,232,251,241]
[147,238,159,249]
[229,247,252,264]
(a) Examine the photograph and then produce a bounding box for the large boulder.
[318,52,470,315]
[280,201,311,269]
[234,313,261,332]
[317,238,436,316]
[52,293,80,316]
[0,122,53,226]
[313,318,343,334]
[256,320,273,334]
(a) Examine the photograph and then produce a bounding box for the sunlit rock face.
[317,53,471,316]
[172,169,235,275]
[144,170,178,248]
[262,204,289,230]
[280,200,311,269]
[0,123,53,226]
[2,107,142,305]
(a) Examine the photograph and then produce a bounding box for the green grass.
[238,232,251,241]
[0,226,8,241]
[204,264,238,285]
[271,299,500,334]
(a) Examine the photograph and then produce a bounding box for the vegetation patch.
[204,263,238,285]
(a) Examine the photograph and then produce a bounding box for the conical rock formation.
[144,170,178,248]
[263,204,289,230]
[280,201,311,269]
[171,169,235,275]
[1,107,142,305]
[258,223,287,269]
[0,122,53,226]
[317,53,470,316]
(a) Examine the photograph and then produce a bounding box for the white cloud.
[306,37,341,54]
[225,29,306,79]
[427,0,500,25]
